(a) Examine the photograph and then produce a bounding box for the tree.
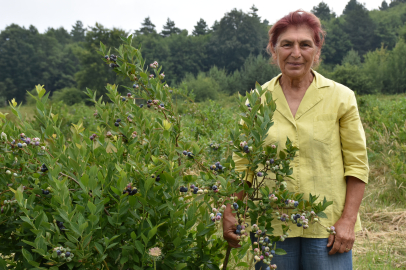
[342,0,379,56]
[389,0,406,8]
[71,20,86,42]
[207,9,268,72]
[192,19,208,36]
[311,2,335,21]
[379,0,389,10]
[137,17,156,35]
[161,18,181,37]
[321,19,353,65]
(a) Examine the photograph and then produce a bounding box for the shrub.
[0,36,334,270]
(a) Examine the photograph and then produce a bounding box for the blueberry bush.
[0,36,334,270]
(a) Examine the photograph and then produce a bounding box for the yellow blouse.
[233,70,369,238]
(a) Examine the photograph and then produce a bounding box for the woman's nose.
[291,44,301,58]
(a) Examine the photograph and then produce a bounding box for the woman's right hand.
[222,204,241,248]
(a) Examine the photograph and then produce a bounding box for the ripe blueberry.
[139,104,144,108]
[233,203,238,210]
[122,98,126,102]
[17,143,22,148]
[294,201,299,207]
[65,252,71,257]
[42,189,50,195]
[57,250,62,256]
[104,55,109,59]
[41,164,48,172]
[212,185,218,190]
[243,145,249,153]
[187,152,193,157]
[116,118,121,122]
[114,122,119,127]
[183,150,187,155]
[269,159,274,164]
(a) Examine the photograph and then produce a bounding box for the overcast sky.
[1,0,384,34]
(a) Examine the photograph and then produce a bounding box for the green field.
[1,93,405,269]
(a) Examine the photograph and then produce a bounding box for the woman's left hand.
[326,217,356,255]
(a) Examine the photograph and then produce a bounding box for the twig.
[223,246,232,270]
[59,172,80,186]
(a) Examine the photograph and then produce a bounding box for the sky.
[1,0,384,34]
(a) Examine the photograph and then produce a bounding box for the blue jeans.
[250,232,352,270]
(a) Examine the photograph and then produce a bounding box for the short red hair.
[267,10,326,53]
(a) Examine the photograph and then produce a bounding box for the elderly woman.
[223,10,369,270]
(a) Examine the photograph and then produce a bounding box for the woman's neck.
[279,71,314,93]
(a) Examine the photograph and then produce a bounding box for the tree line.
[1,0,406,105]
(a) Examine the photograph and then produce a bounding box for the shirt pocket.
[313,114,336,144]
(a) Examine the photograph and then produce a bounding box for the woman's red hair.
[267,10,326,53]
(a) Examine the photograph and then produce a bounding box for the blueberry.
[133,84,138,88]
[218,165,223,170]
[236,225,242,230]
[183,150,187,155]
[217,213,222,216]
[160,103,164,107]
[296,214,301,219]
[280,217,286,222]
[212,185,218,190]
[180,187,188,192]
[294,201,299,207]
[90,135,94,140]
[114,122,119,127]
[57,250,62,255]
[42,189,50,195]
[187,152,193,157]
[285,199,289,205]
[271,250,275,255]
[269,159,274,164]
[246,104,251,107]
[156,175,160,182]
[60,226,65,230]
[56,221,63,227]
[169,90,173,93]
[235,230,241,234]
[139,104,144,108]
[190,184,195,189]
[243,145,249,153]
[65,252,71,257]
[297,223,303,227]
[147,104,151,108]
[147,100,152,104]
[233,203,238,210]
[130,188,137,195]
[41,164,48,172]
[122,98,126,102]
[193,187,198,194]
[104,55,109,59]
[116,119,121,122]
[257,172,263,177]
[17,143,22,148]
[123,190,127,194]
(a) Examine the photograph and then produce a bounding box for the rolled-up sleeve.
[339,92,369,183]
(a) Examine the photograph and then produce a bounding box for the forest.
[1,0,406,104]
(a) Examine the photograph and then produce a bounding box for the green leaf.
[317,211,328,219]
[87,201,96,215]
[134,240,144,254]
[275,248,287,255]
[22,248,33,262]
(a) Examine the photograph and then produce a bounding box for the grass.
[1,94,405,269]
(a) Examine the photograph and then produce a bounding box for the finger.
[326,234,335,247]
[328,239,341,255]
[338,242,348,254]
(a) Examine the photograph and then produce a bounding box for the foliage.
[0,37,334,269]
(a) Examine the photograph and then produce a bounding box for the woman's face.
[272,25,320,80]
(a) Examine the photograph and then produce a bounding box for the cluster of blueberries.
[89,133,97,141]
[41,188,50,195]
[182,150,194,157]
[151,174,161,182]
[114,118,121,127]
[105,54,119,68]
[53,245,74,262]
[190,184,199,194]
[210,161,223,171]
[123,183,138,196]
[56,221,66,231]
[209,143,219,150]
